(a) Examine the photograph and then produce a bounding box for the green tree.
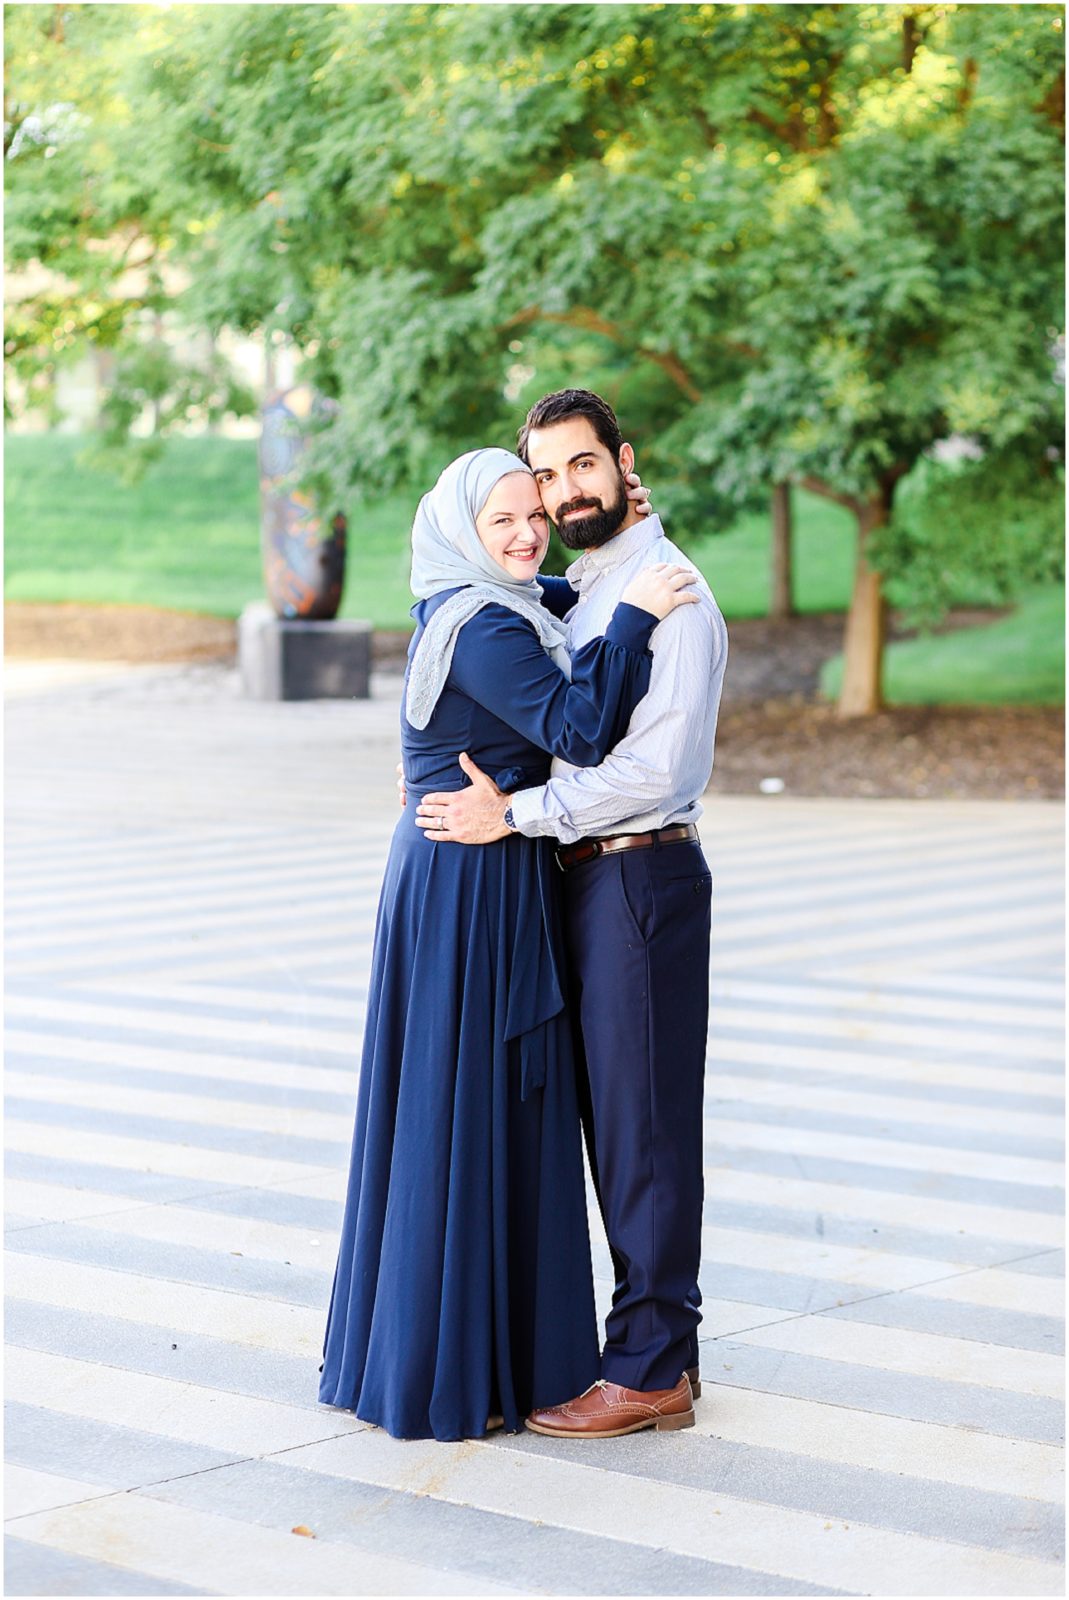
[3,2,254,464]
[6,3,1064,713]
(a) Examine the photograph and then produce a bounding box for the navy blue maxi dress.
[319,581,657,1440]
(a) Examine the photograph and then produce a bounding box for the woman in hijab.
[319,448,696,1441]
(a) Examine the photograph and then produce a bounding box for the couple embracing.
[319,389,729,1441]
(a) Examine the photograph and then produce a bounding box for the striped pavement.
[4,660,1065,1597]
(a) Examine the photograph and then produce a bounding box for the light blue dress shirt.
[509,515,729,845]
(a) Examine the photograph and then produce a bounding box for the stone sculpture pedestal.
[239,603,372,700]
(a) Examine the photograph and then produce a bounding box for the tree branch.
[505,303,763,394]
[797,474,864,514]
[117,229,152,269]
[1039,64,1065,136]
[816,52,844,147]
[745,105,799,150]
[877,460,912,502]
[503,304,705,402]
[693,107,720,148]
[957,57,979,114]
[902,13,920,74]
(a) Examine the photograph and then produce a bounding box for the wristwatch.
[503,804,517,832]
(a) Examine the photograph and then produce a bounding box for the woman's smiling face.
[474,471,550,580]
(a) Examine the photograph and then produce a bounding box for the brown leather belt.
[555,823,699,873]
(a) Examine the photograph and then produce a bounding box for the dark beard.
[554,476,630,550]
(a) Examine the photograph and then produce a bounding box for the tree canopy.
[5,2,1064,710]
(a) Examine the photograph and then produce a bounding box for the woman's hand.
[624,469,652,517]
[622,562,700,622]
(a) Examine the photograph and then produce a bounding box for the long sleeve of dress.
[447,602,657,768]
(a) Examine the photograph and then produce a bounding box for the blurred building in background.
[5,256,292,438]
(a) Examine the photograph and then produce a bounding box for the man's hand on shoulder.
[415,753,513,844]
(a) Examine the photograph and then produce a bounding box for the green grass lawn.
[689,498,856,618]
[5,431,1063,703]
[4,431,862,625]
[821,583,1065,707]
[5,433,266,618]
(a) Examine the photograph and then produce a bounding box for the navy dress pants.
[563,835,712,1393]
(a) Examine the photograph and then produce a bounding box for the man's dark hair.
[516,389,623,464]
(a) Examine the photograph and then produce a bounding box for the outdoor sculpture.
[258,384,346,621]
[242,383,369,699]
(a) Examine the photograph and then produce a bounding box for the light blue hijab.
[405,448,571,730]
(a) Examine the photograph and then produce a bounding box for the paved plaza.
[4,660,1065,1597]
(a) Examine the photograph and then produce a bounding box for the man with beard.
[415,389,729,1438]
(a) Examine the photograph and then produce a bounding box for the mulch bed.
[4,603,237,664]
[5,602,1063,799]
[711,700,1063,800]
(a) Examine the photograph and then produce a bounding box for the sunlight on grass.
[4,432,857,624]
[5,433,1062,703]
[820,585,1065,706]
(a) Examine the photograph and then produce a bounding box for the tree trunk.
[902,13,919,74]
[837,494,889,718]
[769,481,793,620]
[151,311,165,431]
[205,329,221,436]
[263,335,277,400]
[93,346,115,423]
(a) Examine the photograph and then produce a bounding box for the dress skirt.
[318,799,601,1440]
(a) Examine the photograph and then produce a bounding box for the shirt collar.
[565,514,665,592]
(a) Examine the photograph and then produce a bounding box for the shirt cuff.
[605,601,658,655]
[507,785,557,838]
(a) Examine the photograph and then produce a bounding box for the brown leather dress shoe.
[526,1374,695,1438]
[686,1364,702,1399]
